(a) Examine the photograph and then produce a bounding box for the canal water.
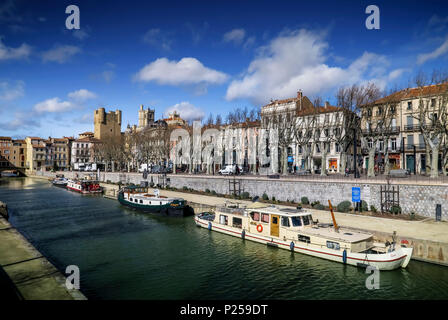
[1,177,447,300]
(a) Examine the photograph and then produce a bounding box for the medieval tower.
[94,108,122,140]
[138,104,155,129]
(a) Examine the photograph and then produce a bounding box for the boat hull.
[66,185,102,194]
[194,216,413,271]
[118,192,190,217]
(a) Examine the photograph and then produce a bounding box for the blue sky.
[0,0,447,138]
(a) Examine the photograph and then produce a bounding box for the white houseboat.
[195,202,413,271]
[66,179,102,194]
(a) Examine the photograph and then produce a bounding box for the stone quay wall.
[33,171,448,221]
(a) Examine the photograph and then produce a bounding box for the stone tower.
[138,104,155,129]
[94,107,122,140]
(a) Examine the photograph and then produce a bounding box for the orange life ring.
[256,224,263,233]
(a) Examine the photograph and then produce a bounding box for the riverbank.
[0,215,86,300]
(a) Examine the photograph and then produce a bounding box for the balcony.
[403,124,420,131]
[405,144,426,151]
[362,126,400,135]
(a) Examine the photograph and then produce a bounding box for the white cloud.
[73,29,89,40]
[74,113,93,124]
[226,29,394,105]
[42,45,81,63]
[0,38,31,61]
[0,80,24,101]
[417,37,448,65]
[164,102,205,121]
[223,28,246,44]
[68,89,97,101]
[0,112,40,131]
[33,97,76,113]
[134,57,228,86]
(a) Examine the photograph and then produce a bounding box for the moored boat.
[194,202,413,271]
[66,179,102,194]
[1,170,19,177]
[51,174,68,187]
[118,185,188,216]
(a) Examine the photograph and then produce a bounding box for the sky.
[0,0,447,139]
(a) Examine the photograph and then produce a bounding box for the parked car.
[218,165,243,175]
[295,169,311,175]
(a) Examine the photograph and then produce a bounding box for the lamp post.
[353,128,359,178]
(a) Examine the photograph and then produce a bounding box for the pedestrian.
[345,167,349,177]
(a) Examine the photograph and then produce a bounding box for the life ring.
[256,224,263,233]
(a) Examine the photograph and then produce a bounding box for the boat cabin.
[213,203,374,254]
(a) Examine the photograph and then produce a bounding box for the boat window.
[326,241,340,250]
[130,198,133,201]
[298,235,310,243]
[261,213,269,223]
[250,212,260,221]
[140,200,143,204]
[219,215,228,225]
[134,199,138,203]
[272,216,278,224]
[302,215,310,226]
[232,217,242,229]
[291,217,302,227]
[281,217,290,227]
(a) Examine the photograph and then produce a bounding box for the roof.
[372,82,448,105]
[0,137,12,140]
[75,137,101,143]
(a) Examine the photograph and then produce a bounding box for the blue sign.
[287,156,294,163]
[352,187,361,203]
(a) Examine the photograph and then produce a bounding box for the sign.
[352,187,361,203]
[287,156,294,163]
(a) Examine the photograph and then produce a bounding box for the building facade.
[94,108,122,141]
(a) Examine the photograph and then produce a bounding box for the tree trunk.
[321,144,327,176]
[367,148,376,177]
[430,146,439,178]
[384,152,390,175]
[339,152,346,174]
[282,146,288,175]
[425,145,431,174]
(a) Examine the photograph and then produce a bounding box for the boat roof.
[129,193,183,201]
[300,227,372,243]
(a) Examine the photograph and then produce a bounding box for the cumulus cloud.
[0,80,24,101]
[226,29,396,105]
[223,29,246,44]
[68,89,97,101]
[417,37,448,65]
[134,57,228,86]
[33,97,77,113]
[164,102,205,121]
[42,45,81,63]
[0,38,31,61]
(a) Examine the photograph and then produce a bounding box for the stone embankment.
[0,214,87,300]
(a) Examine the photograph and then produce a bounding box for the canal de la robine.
[1,177,448,305]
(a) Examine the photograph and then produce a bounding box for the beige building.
[25,137,47,172]
[94,108,122,141]
[361,83,448,174]
[0,137,13,169]
[11,139,27,168]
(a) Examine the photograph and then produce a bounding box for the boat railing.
[216,206,246,215]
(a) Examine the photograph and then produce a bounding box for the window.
[219,215,228,225]
[326,241,340,250]
[261,213,269,223]
[281,217,290,227]
[302,215,310,226]
[391,138,397,151]
[232,217,242,229]
[250,212,260,221]
[298,235,310,243]
[431,99,436,107]
[272,216,278,224]
[336,143,341,153]
[298,146,302,154]
[407,101,412,110]
[379,140,384,151]
[140,200,143,204]
[291,216,302,227]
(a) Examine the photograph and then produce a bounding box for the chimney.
[140,104,144,110]
[297,90,303,99]
[325,101,330,108]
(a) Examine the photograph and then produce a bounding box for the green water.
[1,177,447,300]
